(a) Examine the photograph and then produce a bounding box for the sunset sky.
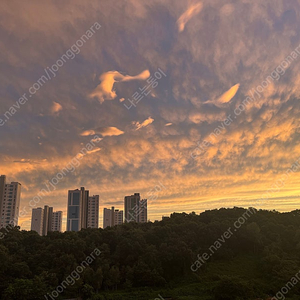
[1,0,300,231]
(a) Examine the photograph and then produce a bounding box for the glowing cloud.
[81,127,124,137]
[98,127,124,137]
[134,117,154,130]
[13,159,33,164]
[218,83,240,104]
[80,130,96,136]
[89,70,150,103]
[177,2,203,32]
[51,102,62,114]
[77,147,101,158]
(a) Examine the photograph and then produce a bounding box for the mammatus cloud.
[89,70,150,103]
[133,117,154,130]
[3,0,300,230]
[81,127,124,137]
[51,102,62,114]
[218,84,240,104]
[177,2,203,32]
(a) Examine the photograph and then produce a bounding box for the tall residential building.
[67,187,99,231]
[42,205,52,236]
[0,175,21,228]
[103,206,123,228]
[114,209,123,225]
[31,206,62,235]
[0,176,5,226]
[31,208,44,236]
[52,211,63,232]
[124,193,147,223]
[103,208,112,229]
[67,189,83,232]
[87,195,99,228]
[139,199,147,223]
[0,176,5,210]
[48,206,53,232]
[81,188,89,230]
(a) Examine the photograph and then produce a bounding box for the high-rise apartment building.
[67,188,85,231]
[124,193,147,223]
[81,188,89,230]
[67,187,99,231]
[114,208,123,225]
[52,211,62,232]
[31,205,62,235]
[139,199,147,223]
[0,175,21,228]
[103,208,112,228]
[87,195,99,228]
[31,207,44,236]
[103,206,123,228]
[0,176,5,206]
[0,175,5,224]
[42,205,54,236]
[48,206,53,232]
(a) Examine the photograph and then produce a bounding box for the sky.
[1,0,300,231]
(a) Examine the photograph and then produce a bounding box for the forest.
[1,207,300,300]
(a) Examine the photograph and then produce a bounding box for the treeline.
[1,208,300,299]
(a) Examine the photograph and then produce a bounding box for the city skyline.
[2,171,300,232]
[1,174,154,231]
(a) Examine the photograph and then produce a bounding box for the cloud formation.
[77,147,101,158]
[203,84,240,106]
[81,127,124,137]
[177,2,203,32]
[1,0,300,230]
[218,84,240,104]
[89,70,150,103]
[134,117,154,130]
[51,102,63,114]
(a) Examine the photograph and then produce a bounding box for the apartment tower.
[0,175,21,228]
[67,187,99,231]
[87,195,99,228]
[103,206,123,228]
[31,207,44,236]
[124,193,147,223]
[52,211,63,232]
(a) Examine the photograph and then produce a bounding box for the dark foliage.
[1,208,300,299]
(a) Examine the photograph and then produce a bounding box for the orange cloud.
[81,127,124,137]
[51,102,62,114]
[89,70,150,103]
[177,2,203,32]
[218,83,240,104]
[134,117,154,130]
